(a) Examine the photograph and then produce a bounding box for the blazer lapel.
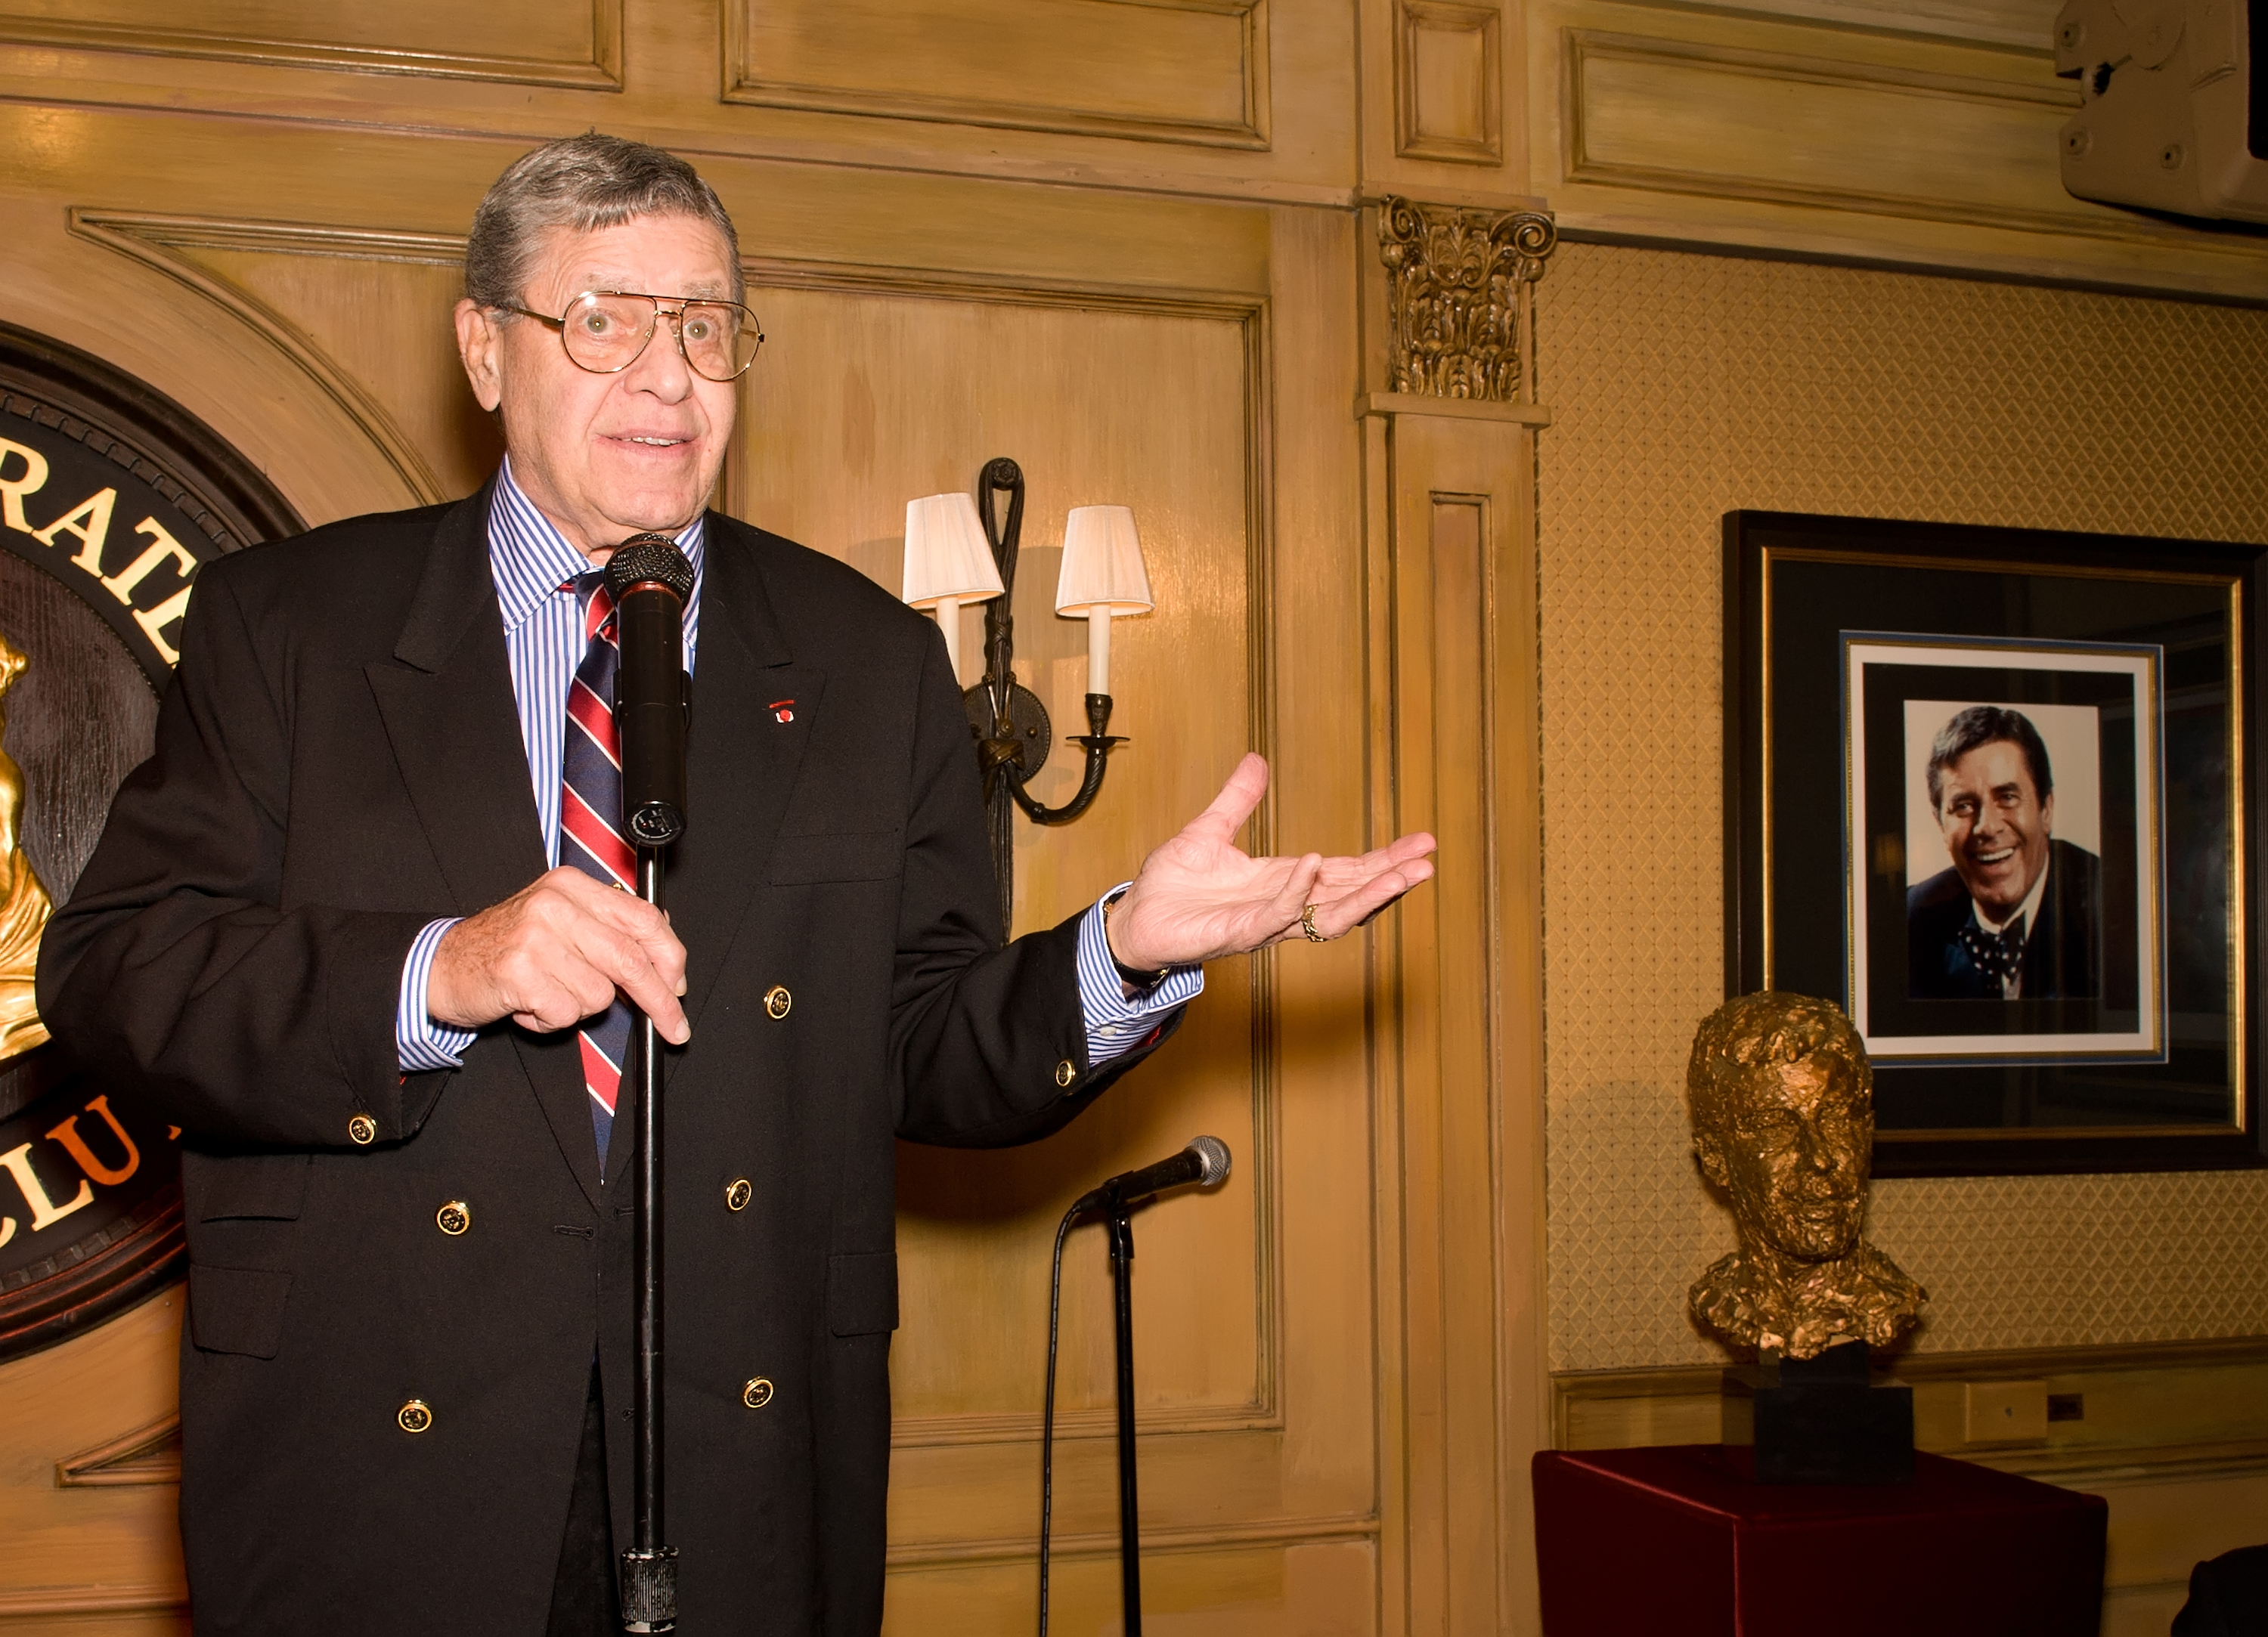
[605,515,824,1189]
[364,487,606,1208]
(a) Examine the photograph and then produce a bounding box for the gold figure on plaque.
[1687,992,1924,1359]
[0,633,52,1060]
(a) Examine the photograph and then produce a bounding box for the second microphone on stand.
[1070,1135,1231,1218]
[1041,1135,1234,1637]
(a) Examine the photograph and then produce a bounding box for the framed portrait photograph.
[1725,511,2265,1176]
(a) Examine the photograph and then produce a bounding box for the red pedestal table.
[1532,1444,2105,1636]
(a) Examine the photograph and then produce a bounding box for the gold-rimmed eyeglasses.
[495,290,764,382]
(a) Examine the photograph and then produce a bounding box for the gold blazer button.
[1054,1060,1077,1088]
[435,1201,471,1236]
[347,1114,377,1146]
[742,1377,774,1410]
[724,1178,752,1212]
[764,986,792,1020]
[397,1400,432,1434]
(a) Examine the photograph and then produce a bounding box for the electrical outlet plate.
[1963,1379,2051,1444]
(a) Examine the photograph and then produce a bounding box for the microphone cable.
[1037,1201,1078,1637]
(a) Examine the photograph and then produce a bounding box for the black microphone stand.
[1039,1140,1228,1637]
[1105,1201,1144,1637]
[621,844,674,1633]
[607,536,694,1635]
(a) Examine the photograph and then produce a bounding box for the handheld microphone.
[1070,1136,1232,1217]
[606,534,695,849]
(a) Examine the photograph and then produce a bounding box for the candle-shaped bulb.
[1057,504,1151,701]
[935,594,962,682]
[1087,606,1111,696]
[900,491,1002,690]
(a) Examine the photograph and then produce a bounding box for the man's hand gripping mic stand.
[607,535,694,1634]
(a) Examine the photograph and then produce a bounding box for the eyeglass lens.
[562,292,762,381]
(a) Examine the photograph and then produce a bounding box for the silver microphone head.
[1188,1135,1232,1187]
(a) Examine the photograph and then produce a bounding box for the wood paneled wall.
[1521,0,2268,296]
[1364,397,1550,1634]
[0,3,1544,1633]
[0,1,2257,1633]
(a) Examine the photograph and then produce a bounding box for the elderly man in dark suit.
[35,135,1435,1637]
[1906,704,2102,1001]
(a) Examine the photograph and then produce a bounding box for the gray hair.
[464,133,743,311]
[1925,704,2053,812]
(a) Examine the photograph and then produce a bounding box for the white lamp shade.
[1055,506,1153,616]
[901,493,1004,608]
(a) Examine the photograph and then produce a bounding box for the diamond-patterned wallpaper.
[1535,241,2268,1371]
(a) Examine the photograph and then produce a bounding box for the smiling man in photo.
[1906,704,2104,1001]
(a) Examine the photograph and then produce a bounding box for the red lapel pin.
[770,698,795,723]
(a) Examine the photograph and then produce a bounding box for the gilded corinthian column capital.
[1376,197,1557,407]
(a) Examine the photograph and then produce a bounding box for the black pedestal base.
[1723,1340,1913,1485]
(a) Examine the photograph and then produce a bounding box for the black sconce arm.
[1008,694,1126,826]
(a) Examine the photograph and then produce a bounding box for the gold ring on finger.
[1301,903,1326,943]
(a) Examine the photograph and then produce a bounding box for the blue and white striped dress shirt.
[396,459,1198,1072]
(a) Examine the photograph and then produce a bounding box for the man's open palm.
[1106,754,1436,972]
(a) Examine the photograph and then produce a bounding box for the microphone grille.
[606,534,695,601]
[1188,1135,1231,1187]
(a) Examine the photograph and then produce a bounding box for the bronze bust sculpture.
[1687,992,1925,1359]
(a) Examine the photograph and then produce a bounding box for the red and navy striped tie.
[559,569,637,1168]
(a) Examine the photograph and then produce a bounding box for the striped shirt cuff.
[397,918,476,1072]
[1077,883,1202,1069]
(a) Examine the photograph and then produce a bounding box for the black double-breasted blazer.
[36,487,1169,1635]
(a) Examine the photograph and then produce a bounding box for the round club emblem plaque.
[0,321,299,1360]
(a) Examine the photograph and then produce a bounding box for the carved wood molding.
[1551,1335,2268,1485]
[1394,0,1504,165]
[893,1400,1276,1448]
[720,0,1271,150]
[0,2,622,89]
[1883,1333,2268,1376]
[886,1509,1380,1567]
[1363,413,1553,1626]
[1569,25,2078,113]
[0,1582,184,1616]
[741,255,1266,323]
[73,217,466,267]
[1553,1331,2268,1405]
[1377,197,1557,405]
[1556,26,2226,248]
[1360,391,1551,425]
[55,1411,179,1487]
[67,211,451,506]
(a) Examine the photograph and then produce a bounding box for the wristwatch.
[1101,890,1168,989]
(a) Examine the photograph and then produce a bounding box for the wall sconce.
[902,456,1153,934]
[900,490,1004,677]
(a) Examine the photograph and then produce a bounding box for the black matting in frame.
[1724,510,2266,1177]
